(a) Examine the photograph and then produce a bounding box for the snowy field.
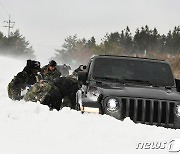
[0,56,180,154]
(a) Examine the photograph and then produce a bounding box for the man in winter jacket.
[41,60,61,81]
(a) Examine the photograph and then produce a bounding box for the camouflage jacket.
[8,71,28,100]
[41,65,61,81]
[24,80,52,103]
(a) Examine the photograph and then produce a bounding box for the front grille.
[121,98,176,128]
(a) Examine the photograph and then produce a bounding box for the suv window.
[92,58,174,87]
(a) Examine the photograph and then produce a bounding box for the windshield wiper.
[94,77,125,84]
[124,79,153,85]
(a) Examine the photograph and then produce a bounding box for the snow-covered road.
[0,56,179,154]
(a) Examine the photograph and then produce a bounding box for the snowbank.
[0,56,179,154]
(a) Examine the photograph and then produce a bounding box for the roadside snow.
[0,56,179,154]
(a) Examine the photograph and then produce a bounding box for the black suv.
[76,55,180,129]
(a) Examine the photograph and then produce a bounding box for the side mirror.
[78,71,88,84]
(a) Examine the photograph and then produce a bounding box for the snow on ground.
[0,56,180,154]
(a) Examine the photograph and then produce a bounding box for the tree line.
[0,30,35,58]
[1,25,180,63]
[53,25,180,65]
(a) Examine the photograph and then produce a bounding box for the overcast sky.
[0,0,180,60]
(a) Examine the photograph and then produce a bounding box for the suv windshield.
[92,57,175,87]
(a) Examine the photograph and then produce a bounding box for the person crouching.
[24,75,62,111]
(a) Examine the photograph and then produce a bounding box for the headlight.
[106,98,119,111]
[175,105,180,117]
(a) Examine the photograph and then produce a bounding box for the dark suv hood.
[96,83,180,102]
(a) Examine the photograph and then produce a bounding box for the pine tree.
[0,30,35,58]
